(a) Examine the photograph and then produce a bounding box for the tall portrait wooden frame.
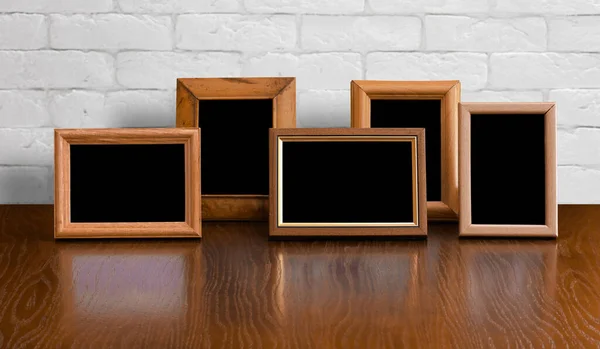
[351,80,460,221]
[54,128,201,239]
[459,103,557,238]
[177,77,296,221]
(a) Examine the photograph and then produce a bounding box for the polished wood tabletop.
[0,205,599,348]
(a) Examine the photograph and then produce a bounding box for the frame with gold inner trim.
[269,128,427,237]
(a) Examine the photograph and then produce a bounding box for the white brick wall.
[0,1,598,203]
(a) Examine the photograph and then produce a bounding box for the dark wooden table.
[0,205,599,348]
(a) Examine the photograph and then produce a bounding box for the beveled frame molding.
[269,128,427,238]
[54,128,201,239]
[176,77,296,221]
[459,102,557,238]
[351,80,461,221]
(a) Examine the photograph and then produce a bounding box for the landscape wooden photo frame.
[459,103,557,237]
[177,77,296,221]
[269,128,427,238]
[54,128,201,239]
[351,80,460,221]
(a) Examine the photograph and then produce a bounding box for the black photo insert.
[199,99,273,195]
[70,144,186,223]
[470,114,546,225]
[281,141,415,224]
[370,100,442,202]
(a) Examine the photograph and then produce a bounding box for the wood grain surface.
[0,205,599,348]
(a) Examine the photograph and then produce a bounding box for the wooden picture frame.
[351,80,460,221]
[269,128,427,237]
[176,77,296,221]
[54,128,201,239]
[459,103,557,237]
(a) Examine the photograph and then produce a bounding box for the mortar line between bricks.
[3,11,600,15]
[8,49,600,54]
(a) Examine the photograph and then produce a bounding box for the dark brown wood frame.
[459,102,557,237]
[269,128,427,237]
[351,80,461,221]
[54,128,201,239]
[176,77,296,221]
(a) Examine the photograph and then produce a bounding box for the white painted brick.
[370,0,488,14]
[559,166,600,203]
[50,15,172,50]
[245,0,363,14]
[117,52,241,89]
[490,53,600,89]
[176,15,296,51]
[0,14,47,50]
[367,53,487,91]
[302,16,421,52]
[558,128,600,166]
[462,91,544,102]
[0,129,53,166]
[426,16,546,52]
[494,0,600,15]
[0,91,50,127]
[297,90,350,127]
[105,90,175,127]
[243,53,361,89]
[119,0,238,13]
[49,90,175,128]
[0,166,51,204]
[242,53,298,77]
[0,0,112,13]
[0,51,114,89]
[549,89,600,127]
[49,90,104,128]
[549,17,600,52]
[298,54,362,89]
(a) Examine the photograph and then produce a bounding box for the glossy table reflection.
[0,205,598,348]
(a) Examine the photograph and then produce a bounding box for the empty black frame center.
[70,144,186,223]
[199,99,273,195]
[470,114,546,225]
[370,100,442,202]
[280,140,416,224]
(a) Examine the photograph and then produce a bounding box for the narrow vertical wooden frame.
[351,80,461,221]
[269,128,427,237]
[177,77,296,221]
[459,103,557,237]
[54,128,201,239]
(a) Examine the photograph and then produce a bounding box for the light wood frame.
[269,128,427,237]
[459,102,557,237]
[54,128,201,239]
[176,77,296,221]
[351,80,461,221]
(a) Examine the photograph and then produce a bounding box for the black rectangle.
[70,144,186,223]
[470,114,546,225]
[370,100,441,202]
[281,141,415,224]
[199,99,273,195]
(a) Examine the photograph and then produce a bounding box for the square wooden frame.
[176,77,296,221]
[351,80,461,221]
[54,128,201,239]
[269,128,427,238]
[459,102,557,237]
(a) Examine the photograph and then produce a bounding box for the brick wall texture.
[0,0,598,203]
